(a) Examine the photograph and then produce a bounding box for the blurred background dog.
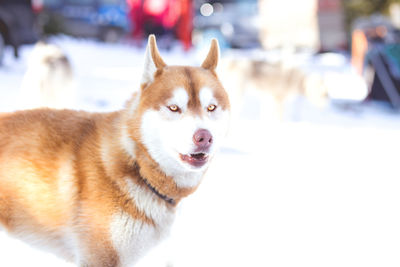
[19,42,76,109]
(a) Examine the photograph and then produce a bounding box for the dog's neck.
[131,160,176,206]
[134,143,197,206]
[99,111,198,206]
[142,176,176,205]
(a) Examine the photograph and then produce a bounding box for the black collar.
[143,178,176,205]
[132,162,176,205]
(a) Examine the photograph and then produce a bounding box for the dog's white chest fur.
[110,177,175,266]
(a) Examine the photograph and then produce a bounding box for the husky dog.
[0,35,230,266]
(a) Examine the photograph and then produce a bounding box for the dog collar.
[143,178,176,205]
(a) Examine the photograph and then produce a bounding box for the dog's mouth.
[180,152,209,168]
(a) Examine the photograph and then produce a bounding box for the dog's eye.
[207,104,217,112]
[168,105,180,112]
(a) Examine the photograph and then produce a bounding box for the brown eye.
[168,105,180,112]
[207,104,217,112]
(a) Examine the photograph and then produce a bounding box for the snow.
[1,36,400,267]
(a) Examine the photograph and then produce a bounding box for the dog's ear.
[201,38,219,71]
[141,34,166,86]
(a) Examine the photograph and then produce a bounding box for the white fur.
[57,156,77,206]
[57,156,81,262]
[11,226,76,262]
[167,88,189,113]
[110,176,174,266]
[123,177,173,225]
[140,87,230,188]
[198,87,231,151]
[141,43,157,86]
[110,211,154,267]
[129,91,141,115]
[199,87,216,108]
[110,209,173,267]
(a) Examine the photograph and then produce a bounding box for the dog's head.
[125,35,230,188]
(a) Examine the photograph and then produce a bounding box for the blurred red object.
[127,0,192,50]
[176,0,192,51]
[31,0,43,13]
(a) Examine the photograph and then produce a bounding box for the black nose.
[193,129,213,150]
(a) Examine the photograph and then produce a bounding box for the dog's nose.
[193,129,213,150]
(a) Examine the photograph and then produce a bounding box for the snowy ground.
[0,37,400,267]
